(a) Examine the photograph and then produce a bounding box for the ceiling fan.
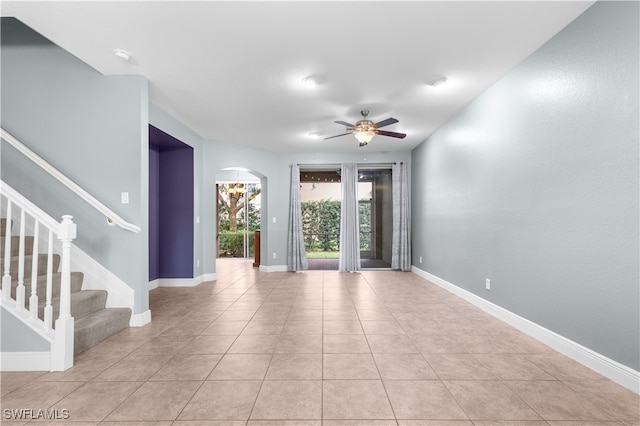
[325,110,407,147]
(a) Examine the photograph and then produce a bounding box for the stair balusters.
[29,221,39,321]
[2,200,11,299]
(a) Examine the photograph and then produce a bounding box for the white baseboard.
[259,264,288,273]
[129,309,151,327]
[412,266,640,395]
[0,352,50,371]
[149,273,217,290]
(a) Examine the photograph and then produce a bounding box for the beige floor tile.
[355,309,395,321]
[200,320,248,335]
[49,381,142,421]
[444,380,543,421]
[424,354,496,380]
[208,354,271,380]
[385,380,468,420]
[323,380,394,420]
[323,334,371,353]
[473,354,556,380]
[412,334,467,354]
[177,380,262,421]
[265,353,322,380]
[93,355,171,381]
[5,259,634,426]
[248,421,321,426]
[149,354,221,381]
[374,353,438,380]
[0,381,84,412]
[216,310,257,321]
[276,334,323,353]
[564,379,640,423]
[241,321,285,335]
[323,353,381,379]
[323,320,364,334]
[361,320,406,335]
[228,334,279,353]
[323,309,359,321]
[507,380,618,421]
[250,380,322,420]
[324,421,397,426]
[366,334,419,353]
[34,355,120,382]
[282,320,323,335]
[397,421,474,426]
[179,334,237,354]
[130,335,195,356]
[160,320,212,336]
[105,381,200,421]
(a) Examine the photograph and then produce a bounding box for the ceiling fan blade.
[334,120,355,128]
[374,117,399,128]
[324,132,353,140]
[376,130,407,139]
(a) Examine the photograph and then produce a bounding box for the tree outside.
[218,182,261,257]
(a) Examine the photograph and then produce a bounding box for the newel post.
[52,215,76,371]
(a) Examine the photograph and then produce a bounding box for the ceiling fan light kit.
[325,109,407,147]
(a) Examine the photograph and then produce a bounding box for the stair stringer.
[69,243,150,327]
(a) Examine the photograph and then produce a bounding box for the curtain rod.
[297,162,400,171]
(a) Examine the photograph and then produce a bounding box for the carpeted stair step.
[8,253,60,279]
[44,290,107,324]
[0,218,10,237]
[74,308,131,355]
[10,271,84,300]
[1,236,35,257]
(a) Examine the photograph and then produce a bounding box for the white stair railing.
[0,181,76,371]
[1,127,140,233]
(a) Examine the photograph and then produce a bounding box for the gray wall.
[411,1,639,370]
[1,307,50,352]
[1,18,150,313]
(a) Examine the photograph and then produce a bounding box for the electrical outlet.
[485,279,491,290]
[272,252,276,259]
[419,256,423,264]
[196,260,200,267]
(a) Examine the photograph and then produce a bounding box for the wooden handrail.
[1,128,140,233]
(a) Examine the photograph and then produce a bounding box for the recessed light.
[308,132,322,139]
[301,76,319,88]
[427,76,448,87]
[113,49,132,62]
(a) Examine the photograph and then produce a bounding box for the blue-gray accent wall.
[411,1,639,370]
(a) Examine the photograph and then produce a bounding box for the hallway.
[2,258,638,424]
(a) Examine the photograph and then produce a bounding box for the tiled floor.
[2,258,639,425]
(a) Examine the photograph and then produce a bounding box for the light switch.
[121,192,129,204]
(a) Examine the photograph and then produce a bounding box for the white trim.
[69,244,133,310]
[1,128,140,233]
[412,266,640,395]
[129,309,151,327]
[149,273,218,290]
[0,352,51,371]
[259,264,288,273]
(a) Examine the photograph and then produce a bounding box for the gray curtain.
[338,163,361,272]
[287,164,308,271]
[392,162,411,271]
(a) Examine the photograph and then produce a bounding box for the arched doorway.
[215,168,265,267]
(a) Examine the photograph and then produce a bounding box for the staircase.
[1,217,131,356]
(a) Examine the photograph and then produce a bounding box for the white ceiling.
[2,1,594,153]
